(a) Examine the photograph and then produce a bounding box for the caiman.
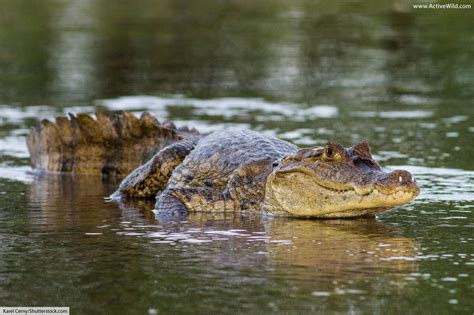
[27,111,420,218]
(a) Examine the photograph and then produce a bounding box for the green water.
[0,1,473,314]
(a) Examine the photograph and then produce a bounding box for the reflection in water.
[28,173,418,284]
[14,136,474,313]
[160,213,420,310]
[51,1,97,101]
[266,219,417,278]
[28,173,123,229]
[0,0,472,105]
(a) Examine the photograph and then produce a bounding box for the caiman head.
[264,141,420,218]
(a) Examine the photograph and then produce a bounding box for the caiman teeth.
[313,178,416,198]
[321,186,354,193]
[351,185,416,198]
[313,180,354,193]
[371,189,414,200]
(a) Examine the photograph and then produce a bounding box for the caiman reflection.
[265,219,417,279]
[27,174,419,311]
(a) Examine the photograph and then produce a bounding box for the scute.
[168,129,297,189]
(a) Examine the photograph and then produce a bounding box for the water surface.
[0,1,473,314]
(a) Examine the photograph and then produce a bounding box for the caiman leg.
[155,158,273,213]
[113,138,198,198]
[156,187,234,215]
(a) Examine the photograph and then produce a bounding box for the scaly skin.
[263,142,420,217]
[28,112,420,218]
[27,111,198,175]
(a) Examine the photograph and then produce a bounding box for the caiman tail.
[26,111,199,176]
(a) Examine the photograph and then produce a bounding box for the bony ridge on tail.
[28,111,420,218]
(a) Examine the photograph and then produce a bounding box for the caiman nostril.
[389,170,414,185]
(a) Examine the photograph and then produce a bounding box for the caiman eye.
[323,145,342,162]
[326,146,334,157]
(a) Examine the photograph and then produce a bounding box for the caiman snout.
[378,169,420,196]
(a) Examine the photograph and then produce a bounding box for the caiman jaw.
[316,180,420,198]
[265,165,420,218]
[277,165,420,198]
[310,180,419,213]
